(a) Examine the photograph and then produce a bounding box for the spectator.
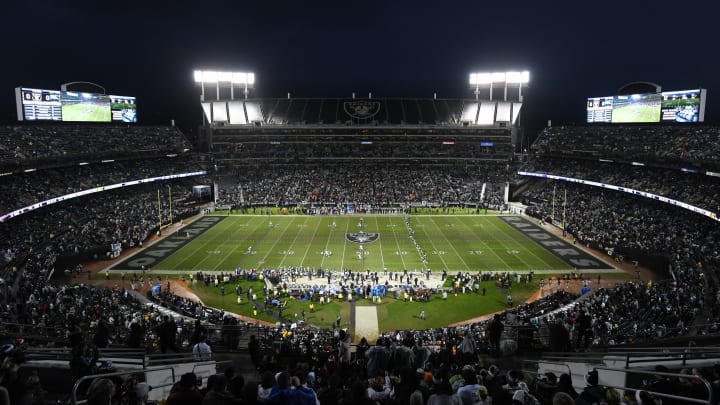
[367,374,393,403]
[427,380,462,405]
[192,336,212,361]
[224,366,245,400]
[552,392,574,405]
[457,366,483,405]
[202,374,236,405]
[576,370,605,405]
[86,378,115,405]
[342,379,377,405]
[167,373,203,405]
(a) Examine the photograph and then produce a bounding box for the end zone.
[499,216,613,270]
[111,216,226,271]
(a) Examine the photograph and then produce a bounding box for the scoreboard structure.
[15,87,137,123]
[586,89,706,124]
[17,88,62,121]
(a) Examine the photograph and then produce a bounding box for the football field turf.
[610,104,661,123]
[61,103,111,122]
[143,215,582,273]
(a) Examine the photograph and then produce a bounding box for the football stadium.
[1,72,719,405]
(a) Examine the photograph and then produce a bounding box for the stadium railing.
[595,366,713,404]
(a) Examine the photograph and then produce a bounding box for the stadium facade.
[198,96,524,211]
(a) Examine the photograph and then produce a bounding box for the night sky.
[2,0,719,135]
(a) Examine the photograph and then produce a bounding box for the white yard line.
[277,216,310,268]
[257,217,295,267]
[299,216,324,267]
[373,217,387,269]
[427,217,471,271]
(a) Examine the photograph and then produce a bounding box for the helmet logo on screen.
[344,101,381,119]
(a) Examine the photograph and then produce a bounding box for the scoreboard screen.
[16,88,62,121]
[110,95,137,123]
[610,93,661,123]
[661,89,705,122]
[586,88,706,123]
[61,91,111,122]
[16,87,137,123]
[586,96,613,123]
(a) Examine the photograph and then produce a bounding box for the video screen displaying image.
[110,95,137,122]
[661,89,701,122]
[61,91,111,122]
[611,93,662,123]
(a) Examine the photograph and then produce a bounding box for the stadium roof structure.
[200,97,523,127]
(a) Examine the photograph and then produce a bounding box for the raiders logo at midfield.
[346,231,380,244]
[344,101,381,120]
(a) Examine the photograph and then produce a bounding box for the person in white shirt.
[192,337,212,361]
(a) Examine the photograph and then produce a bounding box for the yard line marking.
[414,217,450,270]
[388,216,408,270]
[180,217,257,270]
[484,217,559,269]
[299,216,324,267]
[340,218,352,269]
[278,216,310,268]
[427,217,471,271]
[373,217,387,270]
[457,217,514,271]
[256,217,296,267]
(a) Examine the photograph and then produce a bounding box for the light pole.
[168,186,173,226]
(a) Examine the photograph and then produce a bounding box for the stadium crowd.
[0,128,210,284]
[216,164,508,208]
[0,125,192,168]
[212,140,513,160]
[522,182,715,332]
[3,123,720,404]
[0,180,205,285]
[0,156,206,216]
[6,265,720,405]
[523,157,720,215]
[531,125,720,166]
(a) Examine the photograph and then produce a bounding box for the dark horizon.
[2,1,718,138]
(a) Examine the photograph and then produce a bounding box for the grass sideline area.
[177,276,537,332]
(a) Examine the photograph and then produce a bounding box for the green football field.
[611,103,661,123]
[153,215,571,272]
[62,103,111,122]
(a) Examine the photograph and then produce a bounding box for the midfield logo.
[344,101,381,119]
[346,231,380,244]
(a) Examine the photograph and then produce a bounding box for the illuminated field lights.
[469,71,530,86]
[193,70,255,85]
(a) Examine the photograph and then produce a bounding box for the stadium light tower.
[193,70,255,101]
[469,71,529,101]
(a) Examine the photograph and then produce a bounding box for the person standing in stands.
[487,314,504,357]
[192,336,212,361]
[248,335,260,370]
[458,330,476,365]
[157,316,179,354]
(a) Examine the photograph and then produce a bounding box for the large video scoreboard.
[15,87,137,123]
[586,89,706,123]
